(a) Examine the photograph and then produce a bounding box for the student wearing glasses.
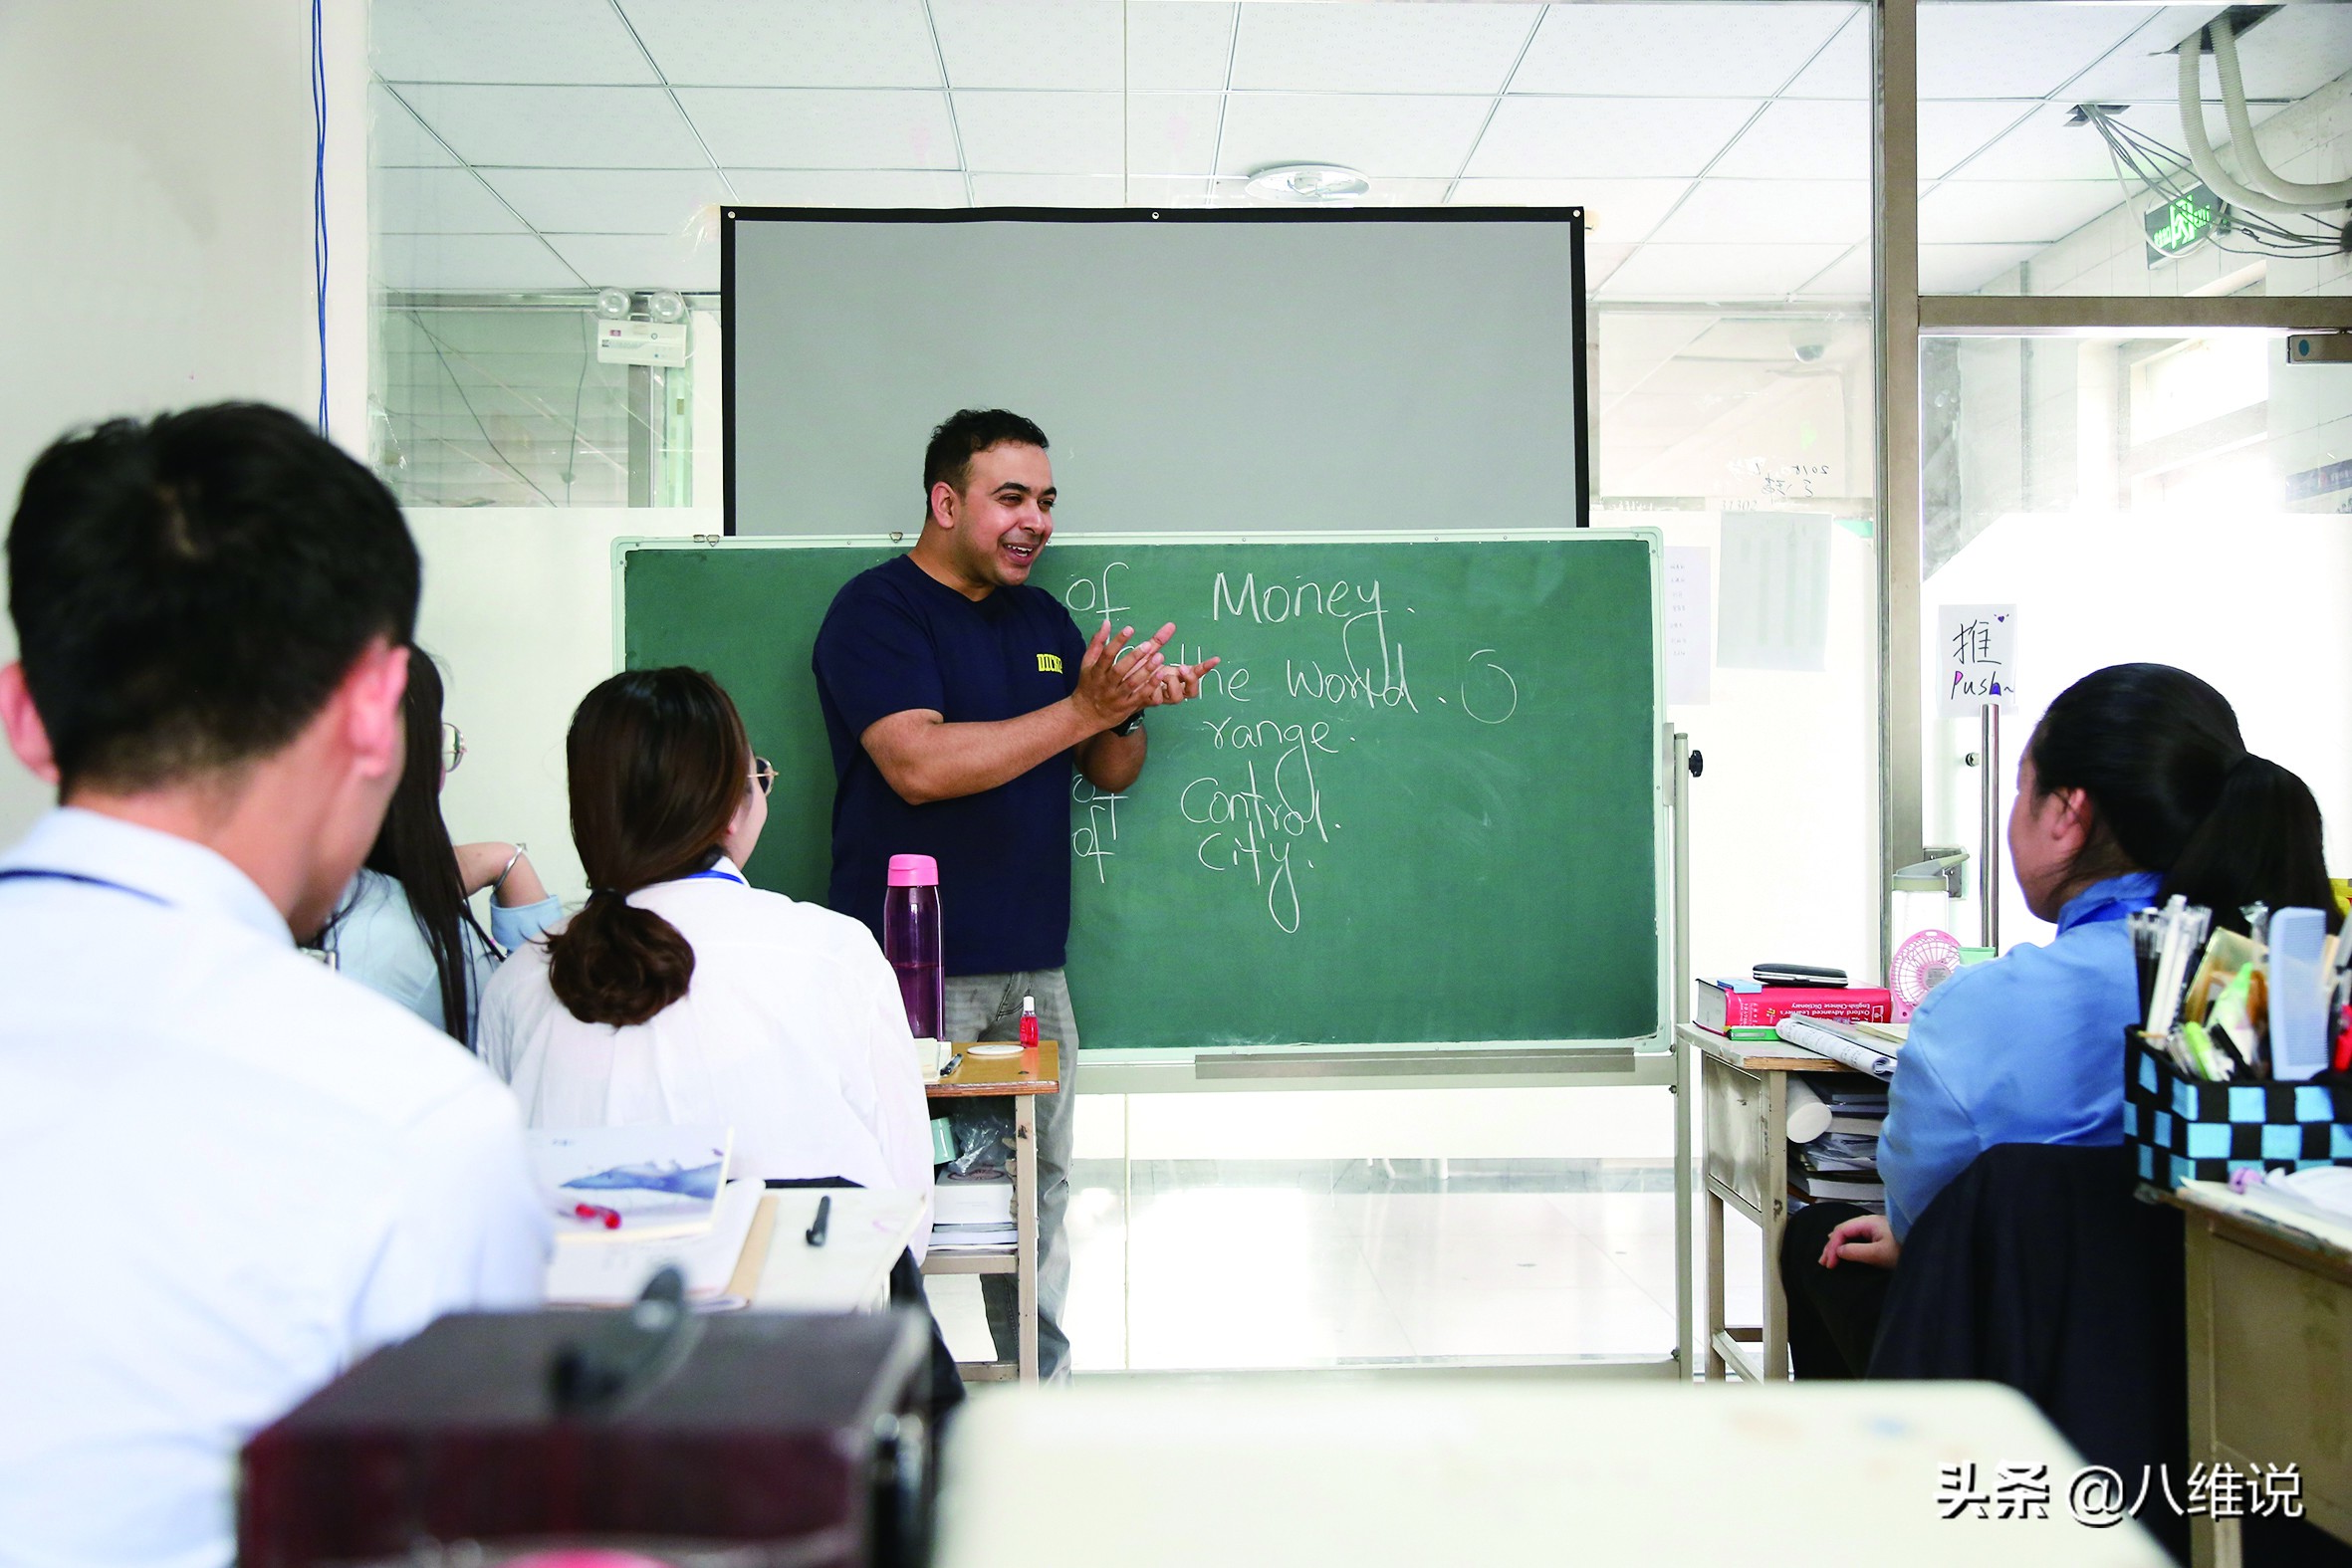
[477,667,933,1218]
[316,651,561,1046]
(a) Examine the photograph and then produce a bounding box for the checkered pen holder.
[2124,1029,2352,1188]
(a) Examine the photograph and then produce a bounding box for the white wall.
[0,0,370,845]
[413,508,706,909]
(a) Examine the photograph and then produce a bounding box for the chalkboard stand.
[616,537,1699,1379]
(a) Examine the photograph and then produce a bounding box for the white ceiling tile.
[1585,243,1636,289]
[478,169,727,235]
[1938,102,2184,183]
[372,85,457,167]
[971,173,1124,208]
[1919,179,2125,244]
[1791,244,1868,297]
[1514,4,1852,98]
[932,0,1123,90]
[1447,177,1693,242]
[545,232,718,292]
[1650,179,1868,245]
[1467,97,1761,180]
[617,0,941,89]
[400,85,707,168]
[2069,7,2352,104]
[722,169,966,207]
[955,91,1123,175]
[1920,242,2046,294]
[1126,175,1214,208]
[373,233,585,290]
[680,88,957,169]
[1601,242,1851,299]
[1919,101,2038,180]
[372,0,654,84]
[1127,4,1237,93]
[1216,94,1494,180]
[1781,10,1868,100]
[1128,95,1223,178]
[1352,178,1456,208]
[1229,3,1535,96]
[1709,100,1868,180]
[372,167,527,234]
[1919,3,2150,100]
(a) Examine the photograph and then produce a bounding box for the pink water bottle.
[883,853,944,1042]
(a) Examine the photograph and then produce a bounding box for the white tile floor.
[932,1170,1767,1371]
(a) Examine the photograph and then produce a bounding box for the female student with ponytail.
[1784,662,2336,1378]
[476,667,934,1222]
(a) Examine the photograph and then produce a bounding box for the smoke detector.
[1244,163,1372,204]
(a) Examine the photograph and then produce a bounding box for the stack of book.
[929,1172,1016,1251]
[1788,1076,1889,1211]
[1695,975,1893,1040]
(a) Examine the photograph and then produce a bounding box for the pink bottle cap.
[887,853,939,887]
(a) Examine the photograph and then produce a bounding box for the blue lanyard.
[0,868,167,906]
[681,867,746,887]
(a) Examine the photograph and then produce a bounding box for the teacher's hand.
[1072,618,1172,731]
[1145,654,1221,707]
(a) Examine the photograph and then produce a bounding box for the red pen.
[1020,995,1039,1048]
[572,1203,622,1231]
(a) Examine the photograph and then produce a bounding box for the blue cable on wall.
[311,0,330,436]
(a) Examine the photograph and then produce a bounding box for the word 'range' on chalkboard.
[622,534,1664,1053]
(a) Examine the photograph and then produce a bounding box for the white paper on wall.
[1717,512,1829,672]
[1664,545,1712,705]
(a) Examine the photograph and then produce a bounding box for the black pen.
[805,1194,830,1247]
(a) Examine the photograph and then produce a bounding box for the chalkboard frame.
[612,528,1676,1091]
[718,204,1592,537]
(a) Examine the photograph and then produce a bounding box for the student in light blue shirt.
[1785,662,2336,1378]
[318,652,560,1044]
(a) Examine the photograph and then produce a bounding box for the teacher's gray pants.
[944,969,1079,1382]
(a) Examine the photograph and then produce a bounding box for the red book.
[1696,979,1892,1033]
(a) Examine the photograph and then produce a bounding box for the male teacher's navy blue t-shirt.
[813,553,1088,975]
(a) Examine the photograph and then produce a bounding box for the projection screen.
[722,208,1587,537]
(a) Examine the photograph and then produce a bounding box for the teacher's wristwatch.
[1111,711,1143,738]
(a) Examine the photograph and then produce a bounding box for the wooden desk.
[751,1188,927,1314]
[935,1381,2169,1566]
[922,1039,1060,1386]
[1688,1023,1865,1382]
[2175,1181,2352,1568]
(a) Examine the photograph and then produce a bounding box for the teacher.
[812,408,1216,1380]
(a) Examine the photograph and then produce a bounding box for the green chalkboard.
[619,533,1665,1052]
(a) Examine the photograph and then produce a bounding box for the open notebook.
[545,1178,772,1309]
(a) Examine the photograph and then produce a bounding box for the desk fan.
[1890,928,1962,1021]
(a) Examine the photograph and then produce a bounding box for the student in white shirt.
[318,650,561,1045]
[479,667,934,1228]
[0,404,549,1568]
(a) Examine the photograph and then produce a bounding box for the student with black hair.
[0,404,547,1566]
[478,667,933,1214]
[1783,662,2336,1378]
[318,650,560,1045]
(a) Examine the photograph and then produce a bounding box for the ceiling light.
[594,287,632,321]
[1244,163,1372,205]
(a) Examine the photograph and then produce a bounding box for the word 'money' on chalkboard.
[622,534,1663,1052]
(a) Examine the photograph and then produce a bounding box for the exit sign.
[2146,183,2224,265]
